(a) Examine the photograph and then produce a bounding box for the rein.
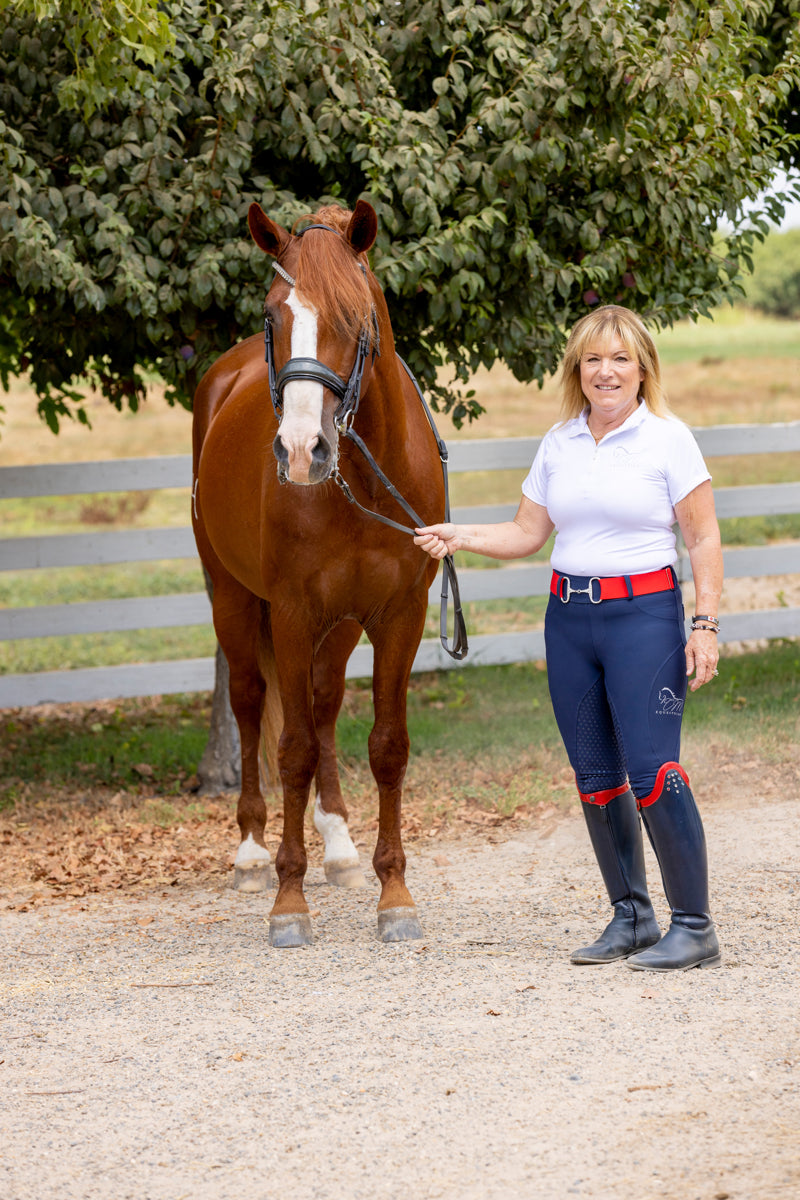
[264,249,468,661]
[335,358,467,661]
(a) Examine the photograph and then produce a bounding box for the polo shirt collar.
[570,400,648,440]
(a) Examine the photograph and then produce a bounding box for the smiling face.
[579,335,645,424]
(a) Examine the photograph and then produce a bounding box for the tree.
[752,0,800,170]
[1,0,799,434]
[3,0,175,116]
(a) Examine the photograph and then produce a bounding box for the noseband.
[263,223,378,429]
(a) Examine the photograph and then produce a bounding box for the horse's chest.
[264,541,422,618]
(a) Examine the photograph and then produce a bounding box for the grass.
[654,306,800,364]
[2,641,798,817]
[0,694,212,809]
[1,628,216,675]
[0,489,190,538]
[0,560,214,674]
[0,561,205,608]
[719,514,800,546]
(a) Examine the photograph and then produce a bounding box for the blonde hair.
[559,305,668,420]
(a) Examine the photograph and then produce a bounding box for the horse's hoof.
[233,835,272,891]
[377,907,424,943]
[269,912,314,948]
[232,862,273,893]
[324,858,367,889]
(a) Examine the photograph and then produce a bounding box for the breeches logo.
[656,687,684,716]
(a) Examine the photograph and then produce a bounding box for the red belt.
[550,567,675,604]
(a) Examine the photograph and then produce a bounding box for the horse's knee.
[368,726,409,783]
[278,729,320,789]
[368,723,409,762]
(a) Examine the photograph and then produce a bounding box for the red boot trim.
[636,761,690,809]
[578,782,630,807]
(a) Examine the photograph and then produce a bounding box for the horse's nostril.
[311,434,331,465]
[272,434,288,465]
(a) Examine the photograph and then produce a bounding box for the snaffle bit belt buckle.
[559,576,602,604]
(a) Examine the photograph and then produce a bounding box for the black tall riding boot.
[627,763,721,972]
[571,786,662,964]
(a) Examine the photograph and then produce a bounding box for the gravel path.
[2,794,799,1200]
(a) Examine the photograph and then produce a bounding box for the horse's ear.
[346,200,378,255]
[248,203,290,257]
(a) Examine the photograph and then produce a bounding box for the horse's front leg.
[368,609,426,943]
[312,620,366,888]
[269,637,319,947]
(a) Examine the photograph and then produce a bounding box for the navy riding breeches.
[544,573,688,799]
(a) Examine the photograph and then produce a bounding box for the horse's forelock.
[294,207,374,345]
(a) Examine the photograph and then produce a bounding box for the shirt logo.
[656,687,684,716]
[608,446,642,469]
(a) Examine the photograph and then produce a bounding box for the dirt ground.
[1,747,798,1200]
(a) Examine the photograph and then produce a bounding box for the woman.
[414,306,723,973]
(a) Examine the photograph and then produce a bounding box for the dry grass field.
[1,308,798,466]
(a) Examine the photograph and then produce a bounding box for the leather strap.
[579,782,631,807]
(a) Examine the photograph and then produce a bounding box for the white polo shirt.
[521,403,711,576]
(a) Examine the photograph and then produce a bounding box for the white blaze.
[278,291,324,481]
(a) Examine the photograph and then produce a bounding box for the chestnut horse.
[192,199,463,946]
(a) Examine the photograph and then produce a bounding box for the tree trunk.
[195,642,241,795]
[195,565,240,795]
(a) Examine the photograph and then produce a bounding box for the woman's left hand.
[685,628,720,691]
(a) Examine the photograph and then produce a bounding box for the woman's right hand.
[414,523,460,559]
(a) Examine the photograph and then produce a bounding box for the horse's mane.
[293,206,374,345]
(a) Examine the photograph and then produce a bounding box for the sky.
[776,195,800,229]
[755,169,800,230]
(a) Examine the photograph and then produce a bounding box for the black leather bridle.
[263,223,378,427]
[263,226,468,661]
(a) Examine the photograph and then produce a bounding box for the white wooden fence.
[2,422,800,708]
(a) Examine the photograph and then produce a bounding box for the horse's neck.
[359,351,413,444]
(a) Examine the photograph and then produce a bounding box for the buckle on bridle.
[559,576,602,604]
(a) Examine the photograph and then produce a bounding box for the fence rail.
[2,421,799,708]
